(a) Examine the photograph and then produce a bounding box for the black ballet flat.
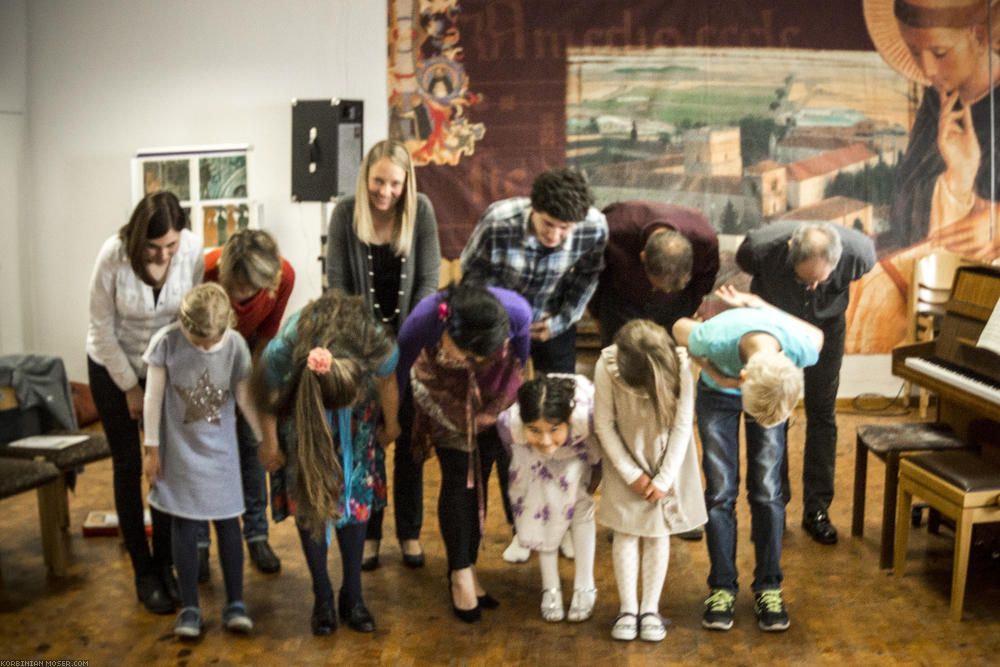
[361,554,380,572]
[338,593,376,633]
[477,593,500,610]
[311,602,337,636]
[402,552,425,569]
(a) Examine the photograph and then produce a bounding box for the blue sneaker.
[223,601,253,633]
[174,606,202,638]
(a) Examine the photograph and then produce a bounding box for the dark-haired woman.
[86,191,204,614]
[396,280,531,622]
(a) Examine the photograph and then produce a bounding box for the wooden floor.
[3,402,1000,665]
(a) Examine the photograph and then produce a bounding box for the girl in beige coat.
[593,320,707,642]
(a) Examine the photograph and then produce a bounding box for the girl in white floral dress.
[497,374,601,623]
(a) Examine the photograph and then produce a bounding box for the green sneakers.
[702,589,736,631]
[753,589,790,632]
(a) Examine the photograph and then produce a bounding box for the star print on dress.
[174,369,228,425]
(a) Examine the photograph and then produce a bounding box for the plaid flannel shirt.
[459,197,608,337]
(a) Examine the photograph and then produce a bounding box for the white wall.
[21,0,387,380]
[1,0,28,354]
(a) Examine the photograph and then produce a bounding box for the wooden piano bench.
[852,422,971,569]
[894,450,1000,622]
[0,457,61,585]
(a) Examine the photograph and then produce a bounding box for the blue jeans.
[696,381,786,594]
[197,409,268,547]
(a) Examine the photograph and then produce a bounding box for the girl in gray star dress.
[142,283,263,638]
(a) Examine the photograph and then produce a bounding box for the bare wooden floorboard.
[1,405,999,665]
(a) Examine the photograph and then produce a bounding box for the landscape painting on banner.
[387,0,1000,354]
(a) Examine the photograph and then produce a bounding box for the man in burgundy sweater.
[591,201,719,346]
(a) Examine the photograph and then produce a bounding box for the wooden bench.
[0,432,111,576]
[0,456,61,583]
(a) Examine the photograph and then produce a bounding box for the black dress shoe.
[311,601,337,636]
[802,510,838,545]
[159,566,182,607]
[135,572,174,615]
[248,540,281,574]
[402,552,425,569]
[338,594,376,633]
[361,554,380,572]
[197,545,210,583]
[477,593,500,610]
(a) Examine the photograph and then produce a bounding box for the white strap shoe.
[567,587,597,622]
[540,588,564,622]
[502,536,531,563]
[611,612,638,641]
[639,612,669,642]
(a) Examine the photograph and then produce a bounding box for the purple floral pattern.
[495,375,600,551]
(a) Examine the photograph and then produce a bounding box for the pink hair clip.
[438,302,448,321]
[306,347,333,374]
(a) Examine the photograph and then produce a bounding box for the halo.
[863,0,932,86]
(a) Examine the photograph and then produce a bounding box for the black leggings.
[87,357,172,577]
[297,520,367,610]
[436,426,508,571]
[172,516,243,608]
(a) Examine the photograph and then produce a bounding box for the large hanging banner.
[388,0,1000,354]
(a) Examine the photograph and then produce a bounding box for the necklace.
[367,244,406,325]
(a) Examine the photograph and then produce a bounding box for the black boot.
[135,571,174,615]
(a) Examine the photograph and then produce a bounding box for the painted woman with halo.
[326,139,442,571]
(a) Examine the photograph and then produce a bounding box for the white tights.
[538,510,596,592]
[611,532,669,615]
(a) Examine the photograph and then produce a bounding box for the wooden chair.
[894,450,1000,621]
[852,422,970,569]
[906,249,973,417]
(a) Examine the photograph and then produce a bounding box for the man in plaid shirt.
[460,168,608,375]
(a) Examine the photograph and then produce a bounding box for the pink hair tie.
[307,347,333,374]
[438,302,448,321]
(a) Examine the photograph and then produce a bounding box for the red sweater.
[204,247,295,345]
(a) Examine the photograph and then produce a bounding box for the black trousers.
[366,384,423,542]
[530,324,578,374]
[87,357,172,578]
[781,315,845,516]
[436,426,509,571]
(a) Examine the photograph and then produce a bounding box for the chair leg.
[950,512,974,622]
[852,438,868,538]
[880,453,901,569]
[919,388,929,419]
[894,483,913,575]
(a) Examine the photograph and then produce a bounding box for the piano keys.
[892,264,1000,430]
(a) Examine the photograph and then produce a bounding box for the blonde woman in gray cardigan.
[326,139,441,571]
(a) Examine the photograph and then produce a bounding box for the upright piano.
[892,264,1000,447]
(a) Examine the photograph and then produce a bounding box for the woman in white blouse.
[86,191,204,615]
